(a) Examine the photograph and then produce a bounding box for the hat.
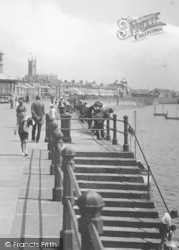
[36,95,41,100]
[94,101,103,107]
[108,108,114,113]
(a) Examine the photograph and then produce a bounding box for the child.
[49,103,58,119]
[16,112,33,157]
[159,210,178,249]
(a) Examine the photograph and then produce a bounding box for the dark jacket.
[31,100,45,124]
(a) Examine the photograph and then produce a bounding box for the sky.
[0,0,179,90]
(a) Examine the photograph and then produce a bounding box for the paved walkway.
[0,102,122,245]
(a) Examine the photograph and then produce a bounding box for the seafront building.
[0,51,17,96]
[0,52,178,104]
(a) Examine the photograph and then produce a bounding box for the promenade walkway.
[0,102,122,247]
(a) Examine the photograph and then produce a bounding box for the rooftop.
[0,73,17,80]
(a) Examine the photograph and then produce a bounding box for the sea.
[113,103,179,240]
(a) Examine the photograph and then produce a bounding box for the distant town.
[0,51,179,104]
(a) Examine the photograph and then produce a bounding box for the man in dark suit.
[31,95,45,143]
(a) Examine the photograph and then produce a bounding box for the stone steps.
[75,151,135,158]
[75,206,159,218]
[101,236,160,249]
[78,180,147,191]
[80,188,149,199]
[76,173,144,183]
[74,152,161,249]
[103,226,160,239]
[75,156,137,166]
[75,164,140,174]
[101,198,155,208]
[101,216,161,228]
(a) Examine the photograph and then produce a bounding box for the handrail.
[87,223,104,250]
[57,166,63,182]
[66,110,170,213]
[66,199,81,250]
[67,162,82,198]
[68,111,170,214]
[128,123,170,213]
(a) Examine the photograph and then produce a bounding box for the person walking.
[15,112,33,157]
[16,99,26,121]
[31,95,45,143]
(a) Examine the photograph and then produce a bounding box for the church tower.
[0,52,4,73]
[28,57,36,76]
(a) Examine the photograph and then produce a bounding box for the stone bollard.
[53,129,64,201]
[60,147,76,250]
[77,190,105,250]
[123,115,129,152]
[106,118,111,140]
[45,113,50,142]
[50,119,59,175]
[61,114,72,143]
[112,114,118,145]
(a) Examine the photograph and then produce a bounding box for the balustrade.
[60,147,105,250]
[53,129,64,201]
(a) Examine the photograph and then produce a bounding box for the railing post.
[50,120,59,175]
[112,114,118,145]
[53,129,64,201]
[106,118,111,140]
[123,115,129,151]
[77,190,105,250]
[48,116,55,160]
[61,114,72,143]
[45,113,50,142]
[60,147,75,250]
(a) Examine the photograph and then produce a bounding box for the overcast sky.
[0,0,179,90]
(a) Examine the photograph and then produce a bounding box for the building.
[25,57,58,83]
[0,51,4,73]
[28,57,36,77]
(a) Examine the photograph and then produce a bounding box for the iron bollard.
[123,115,129,151]
[53,129,64,201]
[112,114,118,145]
[50,119,59,175]
[61,114,72,143]
[77,190,105,250]
[60,147,75,250]
[45,113,50,142]
[106,118,111,140]
[48,116,55,159]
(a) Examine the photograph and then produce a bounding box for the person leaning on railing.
[86,103,96,131]
[93,107,113,140]
[78,101,88,123]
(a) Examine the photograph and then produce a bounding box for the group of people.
[10,94,30,109]
[50,95,71,115]
[77,100,114,140]
[15,95,45,156]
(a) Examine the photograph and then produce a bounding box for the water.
[114,104,179,239]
